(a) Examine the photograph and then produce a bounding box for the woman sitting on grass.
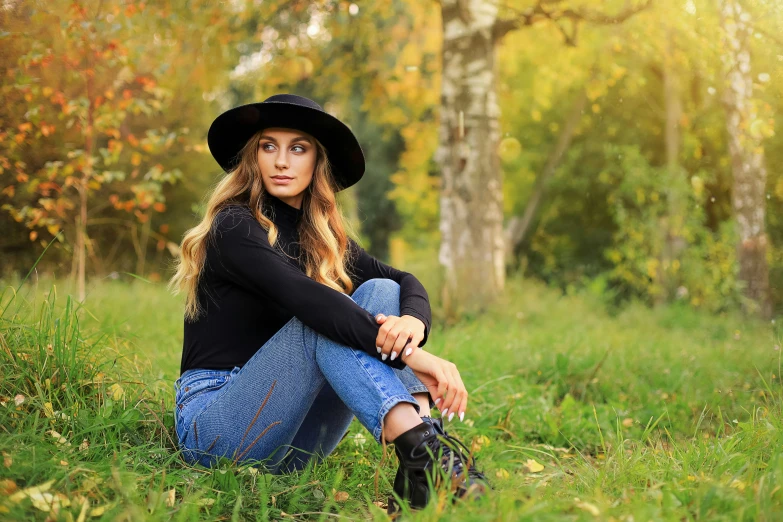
[168,93,489,513]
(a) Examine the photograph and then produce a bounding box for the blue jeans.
[173,278,431,473]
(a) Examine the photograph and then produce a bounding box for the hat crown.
[262,94,323,112]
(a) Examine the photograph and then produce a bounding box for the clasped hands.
[374,313,469,423]
[373,313,425,362]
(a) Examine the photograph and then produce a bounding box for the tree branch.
[493,0,653,44]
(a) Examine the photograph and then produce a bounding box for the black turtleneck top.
[179,194,432,374]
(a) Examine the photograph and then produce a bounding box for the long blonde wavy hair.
[168,128,357,322]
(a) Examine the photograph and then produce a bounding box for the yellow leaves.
[646,258,659,278]
[635,188,645,204]
[42,402,55,418]
[131,152,142,166]
[333,490,350,502]
[523,459,544,473]
[108,383,125,401]
[471,434,491,454]
[531,109,542,122]
[691,175,704,196]
[622,418,634,428]
[2,185,15,197]
[495,468,510,479]
[497,137,522,163]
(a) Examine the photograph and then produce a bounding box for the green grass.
[1,271,782,520]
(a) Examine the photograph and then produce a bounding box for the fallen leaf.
[9,479,55,503]
[43,402,55,418]
[47,429,70,446]
[14,394,25,406]
[2,451,11,468]
[90,502,115,517]
[165,488,176,507]
[622,418,634,428]
[523,459,544,473]
[0,479,17,495]
[333,491,349,502]
[495,468,510,479]
[575,501,600,516]
[108,383,125,401]
[79,439,89,452]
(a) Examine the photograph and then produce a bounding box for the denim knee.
[351,278,400,314]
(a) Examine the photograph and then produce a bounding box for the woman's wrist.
[401,346,427,366]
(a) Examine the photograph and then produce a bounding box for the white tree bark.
[720,0,772,318]
[437,0,504,317]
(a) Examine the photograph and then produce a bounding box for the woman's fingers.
[452,367,468,422]
[439,363,460,419]
[377,317,414,361]
[400,332,423,361]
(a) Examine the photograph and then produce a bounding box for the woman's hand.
[402,349,468,423]
[374,313,425,362]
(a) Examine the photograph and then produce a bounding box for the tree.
[437,0,652,318]
[719,0,773,318]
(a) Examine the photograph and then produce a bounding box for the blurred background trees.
[1,0,781,318]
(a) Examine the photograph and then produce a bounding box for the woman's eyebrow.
[258,135,312,144]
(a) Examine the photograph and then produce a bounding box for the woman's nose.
[275,152,289,169]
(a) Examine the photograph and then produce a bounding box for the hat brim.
[207,101,365,191]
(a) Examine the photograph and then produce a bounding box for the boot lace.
[413,430,489,485]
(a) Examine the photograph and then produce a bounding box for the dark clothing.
[179,194,431,375]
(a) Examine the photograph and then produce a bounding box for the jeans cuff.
[373,393,420,444]
[406,385,428,395]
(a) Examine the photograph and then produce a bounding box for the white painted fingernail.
[434,398,441,405]
[448,412,455,422]
[382,353,387,361]
[390,351,398,361]
[459,412,464,422]
[405,348,412,356]
[442,408,448,417]
[376,346,382,353]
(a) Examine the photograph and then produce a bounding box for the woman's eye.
[292,145,305,152]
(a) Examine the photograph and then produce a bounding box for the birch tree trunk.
[437,0,504,318]
[720,0,773,318]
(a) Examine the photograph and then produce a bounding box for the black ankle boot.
[387,419,490,514]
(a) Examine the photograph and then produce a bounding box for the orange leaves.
[130,153,142,166]
[40,123,56,137]
[1,185,14,198]
[153,202,165,213]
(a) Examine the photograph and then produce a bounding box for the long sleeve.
[209,206,408,369]
[347,238,432,348]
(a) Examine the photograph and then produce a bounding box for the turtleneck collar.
[264,193,304,226]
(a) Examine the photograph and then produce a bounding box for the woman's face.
[257,127,316,210]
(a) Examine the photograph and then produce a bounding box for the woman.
[168,94,488,512]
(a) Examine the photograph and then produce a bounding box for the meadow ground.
[1,271,782,521]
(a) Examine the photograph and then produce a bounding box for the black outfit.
[180,194,432,375]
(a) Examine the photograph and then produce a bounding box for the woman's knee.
[353,278,400,300]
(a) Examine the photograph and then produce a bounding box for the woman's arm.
[347,238,432,348]
[209,206,408,369]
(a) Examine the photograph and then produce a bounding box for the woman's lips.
[271,176,293,185]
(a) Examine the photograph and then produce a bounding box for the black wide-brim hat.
[207,93,365,192]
